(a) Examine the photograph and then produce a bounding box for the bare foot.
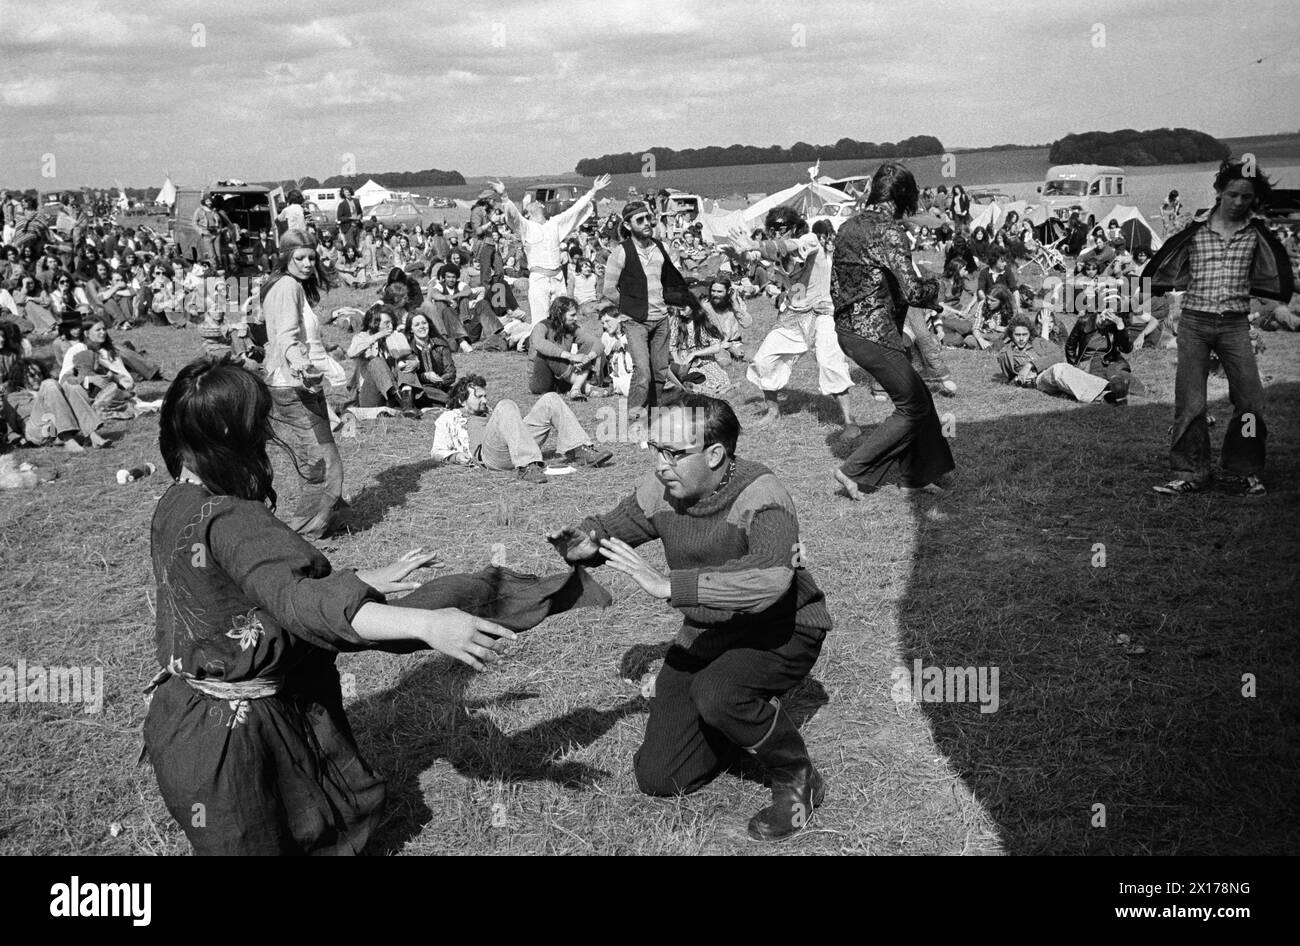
[752,406,780,429]
[63,437,85,453]
[89,432,110,448]
[833,468,862,501]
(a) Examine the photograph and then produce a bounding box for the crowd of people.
[2,156,1295,854]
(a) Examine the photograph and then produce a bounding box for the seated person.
[430,373,612,483]
[335,245,369,288]
[197,293,255,366]
[569,258,601,317]
[667,304,731,396]
[58,319,160,420]
[977,250,1019,311]
[1,356,108,451]
[1065,308,1138,404]
[698,276,751,364]
[968,226,992,264]
[599,304,635,397]
[528,296,604,399]
[1077,228,1117,270]
[346,304,411,413]
[427,263,486,353]
[396,310,456,410]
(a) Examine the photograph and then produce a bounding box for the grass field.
[2,277,1298,856]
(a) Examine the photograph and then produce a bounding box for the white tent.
[699,181,851,243]
[1099,204,1164,251]
[355,179,392,210]
[969,199,1050,233]
[156,176,176,207]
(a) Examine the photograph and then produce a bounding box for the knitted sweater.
[581,459,832,656]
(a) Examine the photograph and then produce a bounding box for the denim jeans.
[269,386,344,539]
[1170,309,1266,483]
[621,316,680,412]
[477,394,590,470]
[836,331,954,489]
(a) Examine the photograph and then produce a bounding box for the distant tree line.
[1048,128,1230,166]
[318,168,466,188]
[575,136,944,174]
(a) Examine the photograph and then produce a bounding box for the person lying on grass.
[430,373,613,483]
[144,356,516,855]
[546,395,832,841]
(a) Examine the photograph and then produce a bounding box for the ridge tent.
[1099,204,1164,252]
[355,179,393,210]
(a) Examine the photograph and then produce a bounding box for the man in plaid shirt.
[1143,159,1294,496]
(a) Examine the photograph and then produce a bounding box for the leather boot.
[399,387,421,419]
[745,698,825,841]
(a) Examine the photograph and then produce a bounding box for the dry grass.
[1,274,1297,856]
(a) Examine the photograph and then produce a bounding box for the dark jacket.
[1066,314,1132,375]
[614,237,700,322]
[1142,211,1294,303]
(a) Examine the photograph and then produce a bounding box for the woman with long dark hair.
[260,229,347,539]
[144,356,514,854]
[830,163,955,499]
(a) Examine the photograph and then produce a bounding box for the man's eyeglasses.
[647,440,705,466]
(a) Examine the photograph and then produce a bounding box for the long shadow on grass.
[897,381,1300,854]
[350,658,645,854]
[339,457,440,536]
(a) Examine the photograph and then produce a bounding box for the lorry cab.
[1038,165,1126,226]
[173,183,277,270]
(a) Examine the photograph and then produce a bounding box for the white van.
[1038,165,1126,226]
[302,187,343,218]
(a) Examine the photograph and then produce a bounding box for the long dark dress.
[144,483,385,855]
[831,206,955,490]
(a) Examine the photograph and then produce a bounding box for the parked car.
[361,199,424,230]
[428,195,457,209]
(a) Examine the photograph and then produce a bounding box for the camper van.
[1038,165,1126,226]
[173,183,277,269]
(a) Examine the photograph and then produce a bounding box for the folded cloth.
[382,565,611,650]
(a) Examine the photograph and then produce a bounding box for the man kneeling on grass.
[430,373,613,483]
[546,394,832,840]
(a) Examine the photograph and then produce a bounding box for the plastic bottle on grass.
[117,462,157,485]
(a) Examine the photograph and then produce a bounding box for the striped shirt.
[1183,221,1257,314]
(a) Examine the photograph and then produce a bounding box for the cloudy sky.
[1,0,1297,190]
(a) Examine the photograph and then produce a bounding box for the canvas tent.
[1098,204,1163,252]
[355,179,393,210]
[157,176,176,207]
[699,181,851,243]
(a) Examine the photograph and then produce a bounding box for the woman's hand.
[598,537,671,600]
[420,608,517,671]
[356,547,439,594]
[546,525,600,562]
